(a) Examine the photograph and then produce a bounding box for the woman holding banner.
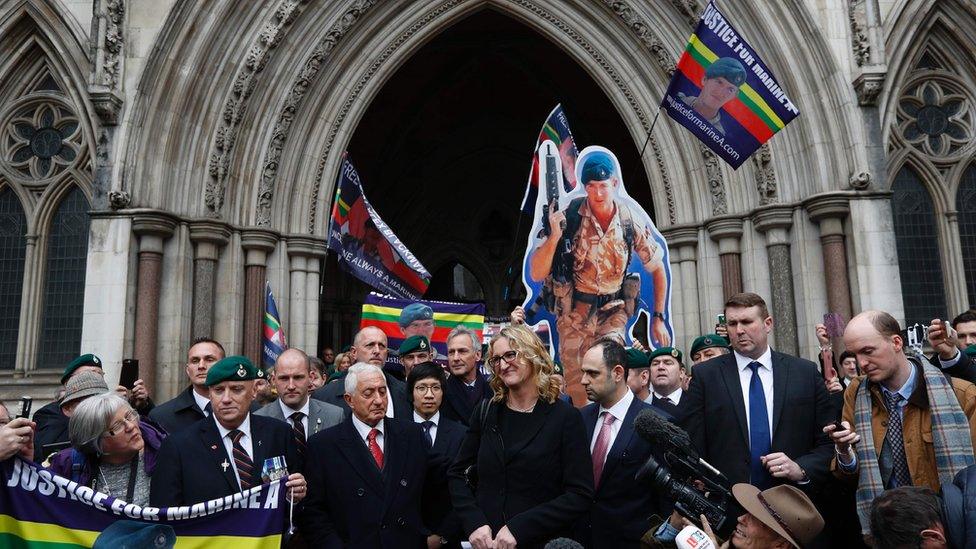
[48,392,165,506]
[448,325,593,549]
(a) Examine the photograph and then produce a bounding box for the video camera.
[634,409,739,539]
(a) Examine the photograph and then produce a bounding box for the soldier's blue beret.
[581,152,617,184]
[705,57,747,86]
[398,303,433,328]
[92,520,176,549]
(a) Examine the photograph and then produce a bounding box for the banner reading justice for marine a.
[662,1,799,168]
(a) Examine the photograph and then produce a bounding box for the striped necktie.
[290,411,307,456]
[229,429,255,490]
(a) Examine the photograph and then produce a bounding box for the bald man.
[257,348,344,443]
[311,327,411,418]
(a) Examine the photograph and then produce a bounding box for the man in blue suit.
[407,361,465,548]
[300,362,429,548]
[578,339,672,548]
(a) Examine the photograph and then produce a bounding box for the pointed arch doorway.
[318,8,656,352]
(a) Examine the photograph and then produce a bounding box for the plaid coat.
[832,369,976,491]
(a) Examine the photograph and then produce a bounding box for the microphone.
[633,408,723,479]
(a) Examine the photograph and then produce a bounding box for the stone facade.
[1,0,976,403]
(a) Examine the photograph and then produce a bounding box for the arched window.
[958,163,976,309]
[891,167,947,327]
[0,187,27,369]
[37,186,90,369]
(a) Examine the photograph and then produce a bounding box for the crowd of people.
[3,293,976,548]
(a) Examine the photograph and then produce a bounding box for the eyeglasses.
[413,384,442,394]
[105,409,139,437]
[487,350,520,368]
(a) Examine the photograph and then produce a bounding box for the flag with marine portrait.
[262,282,287,370]
[661,0,800,168]
[519,104,579,213]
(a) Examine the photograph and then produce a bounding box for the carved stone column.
[806,195,853,323]
[189,221,231,339]
[241,229,279,367]
[132,213,176,395]
[753,206,798,356]
[706,217,744,300]
[287,236,328,355]
[663,227,701,340]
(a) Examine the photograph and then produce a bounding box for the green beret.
[965,344,976,358]
[581,151,616,184]
[690,334,731,356]
[624,348,649,370]
[399,335,430,356]
[206,355,258,386]
[61,353,103,384]
[552,361,564,375]
[648,346,683,365]
[705,57,747,86]
[398,303,433,328]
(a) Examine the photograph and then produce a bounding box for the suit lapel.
[581,404,598,442]
[308,402,325,436]
[336,419,384,494]
[504,401,552,462]
[199,417,240,493]
[249,415,270,475]
[598,398,641,489]
[718,354,750,448]
[771,352,789,440]
[381,421,407,516]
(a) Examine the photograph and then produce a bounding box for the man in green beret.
[398,335,432,379]
[690,333,732,365]
[151,355,307,508]
[623,347,653,404]
[648,347,687,415]
[679,56,748,135]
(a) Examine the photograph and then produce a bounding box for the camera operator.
[643,483,823,548]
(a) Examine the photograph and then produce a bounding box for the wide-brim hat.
[731,483,824,548]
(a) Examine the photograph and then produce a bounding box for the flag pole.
[637,107,663,159]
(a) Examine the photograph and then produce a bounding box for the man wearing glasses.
[408,361,464,548]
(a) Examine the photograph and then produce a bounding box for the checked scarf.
[853,358,975,534]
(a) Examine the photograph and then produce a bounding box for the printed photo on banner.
[661,0,800,168]
[360,293,485,378]
[521,143,673,406]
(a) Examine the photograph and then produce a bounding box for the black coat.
[311,373,412,419]
[679,351,834,491]
[422,416,465,547]
[578,396,669,549]
[650,395,680,419]
[928,350,976,384]
[447,398,594,548]
[33,401,69,462]
[440,373,493,426]
[299,416,429,548]
[149,413,302,507]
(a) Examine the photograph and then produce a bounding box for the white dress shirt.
[590,389,634,454]
[215,414,253,487]
[278,398,310,434]
[192,389,211,416]
[352,415,385,453]
[652,387,683,405]
[413,410,440,445]
[734,347,774,435]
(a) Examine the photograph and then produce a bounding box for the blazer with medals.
[679,350,834,490]
[447,398,593,547]
[299,416,429,548]
[255,398,344,438]
[311,372,412,419]
[149,413,302,507]
[578,396,672,549]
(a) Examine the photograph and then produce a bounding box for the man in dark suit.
[256,348,344,443]
[924,313,976,384]
[441,326,492,426]
[148,338,225,434]
[680,292,834,493]
[408,361,465,548]
[312,326,411,418]
[150,356,306,507]
[648,346,686,418]
[300,363,429,547]
[578,340,671,548]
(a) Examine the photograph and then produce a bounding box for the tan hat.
[60,371,109,407]
[731,483,825,548]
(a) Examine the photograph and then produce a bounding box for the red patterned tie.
[367,428,384,469]
[591,412,615,488]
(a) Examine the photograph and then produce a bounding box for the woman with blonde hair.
[448,324,593,549]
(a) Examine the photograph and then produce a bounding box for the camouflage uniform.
[678,92,727,135]
[558,199,663,406]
